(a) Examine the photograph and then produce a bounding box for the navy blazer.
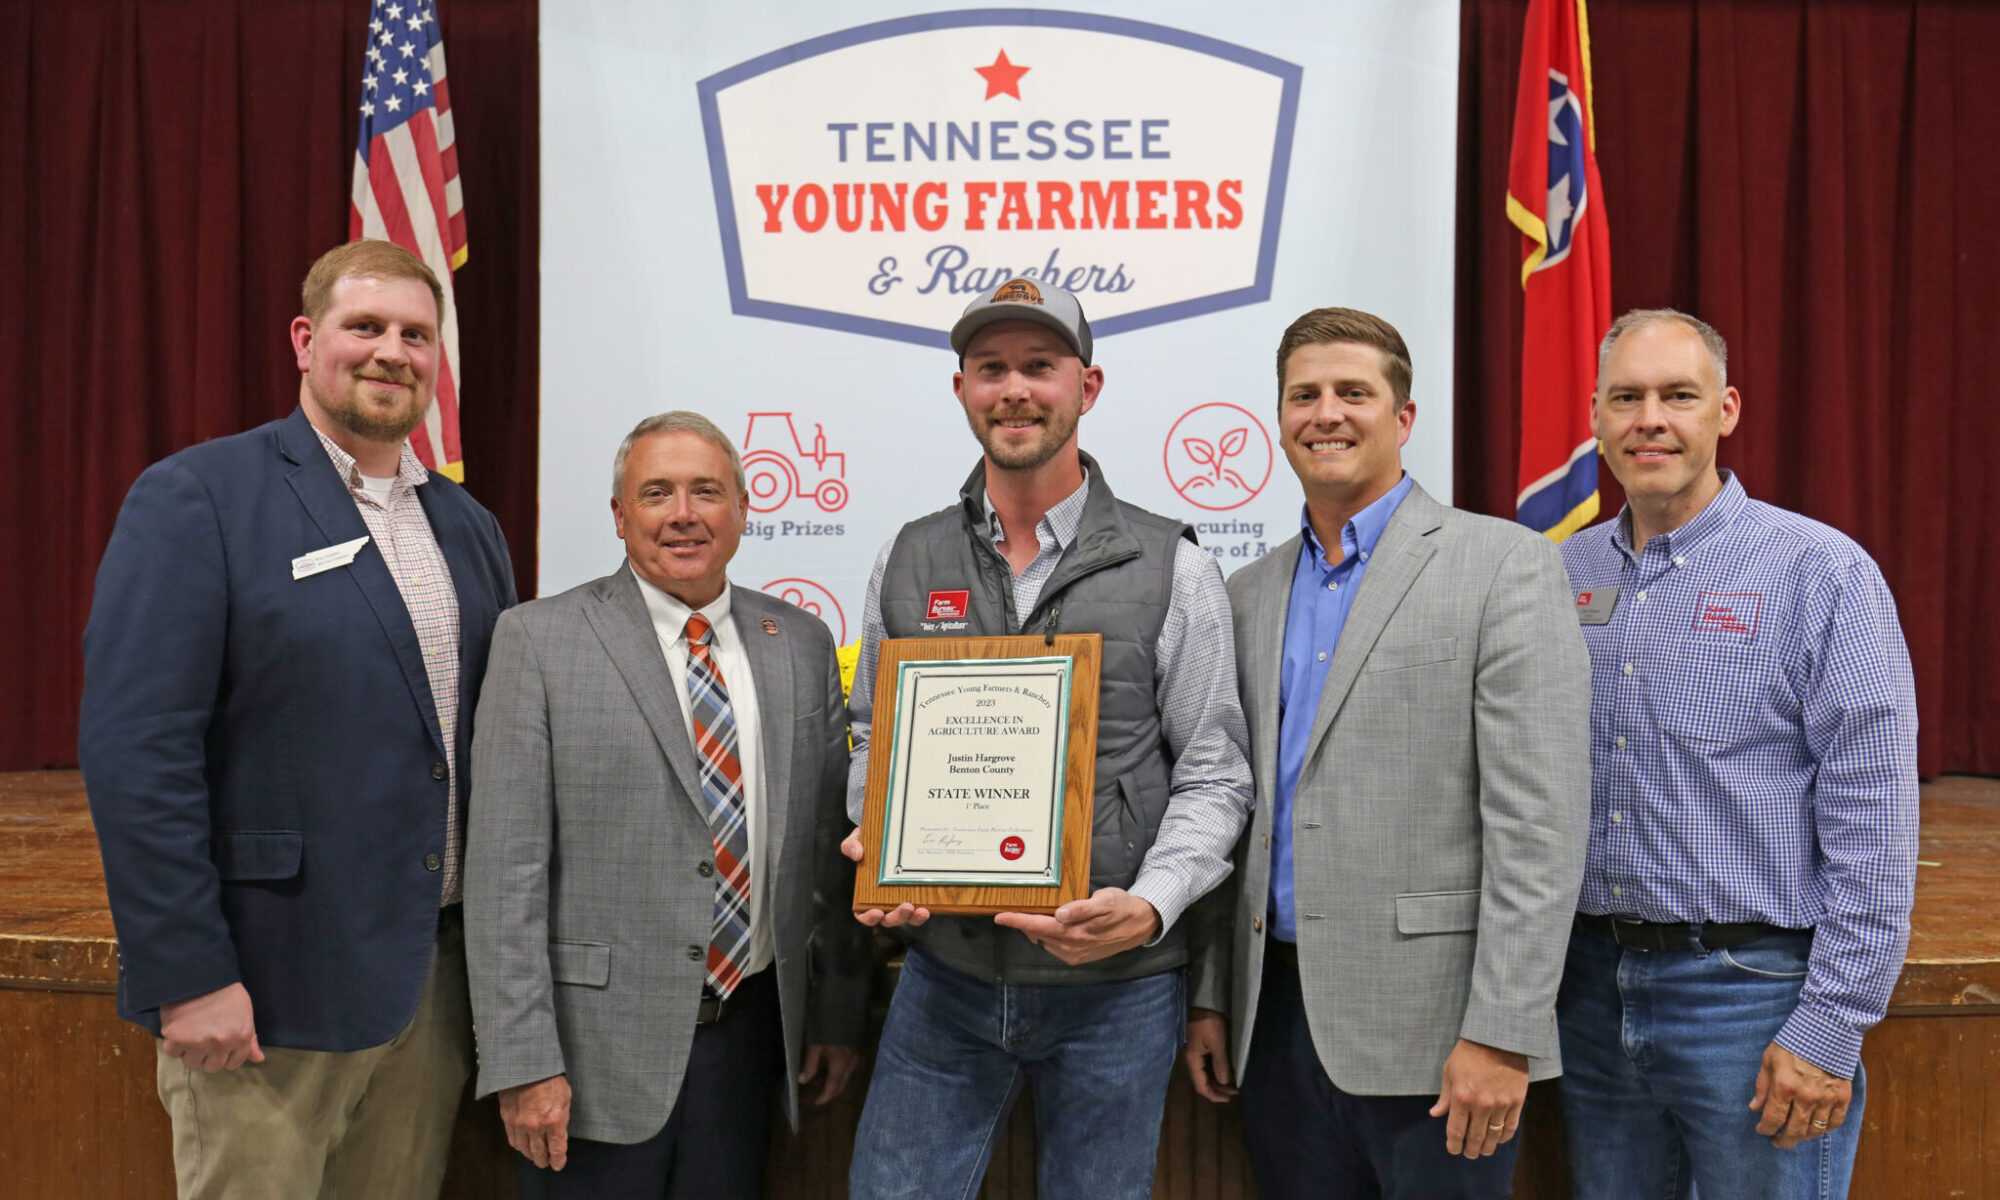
[80,407,515,1052]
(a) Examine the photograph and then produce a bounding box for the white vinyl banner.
[540,1,1459,643]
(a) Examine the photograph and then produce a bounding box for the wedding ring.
[1810,1119,1830,1129]
[1487,1122,1506,1131]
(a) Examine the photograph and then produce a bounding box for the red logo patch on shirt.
[1576,591,1592,606]
[927,590,970,620]
[1693,592,1762,637]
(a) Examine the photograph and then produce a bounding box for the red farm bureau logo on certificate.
[999,836,1026,861]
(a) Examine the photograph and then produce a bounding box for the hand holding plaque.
[853,635,1101,916]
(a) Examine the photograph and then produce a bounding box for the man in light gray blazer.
[1183,309,1591,1199]
[465,412,869,1199]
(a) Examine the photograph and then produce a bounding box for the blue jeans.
[1557,926,1866,1200]
[848,945,1184,1200]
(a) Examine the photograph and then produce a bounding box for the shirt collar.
[982,467,1092,550]
[1611,469,1747,561]
[630,563,735,646]
[1299,473,1414,568]
[313,426,430,493]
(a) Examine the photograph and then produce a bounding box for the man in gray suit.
[1183,308,1591,1199]
[465,412,869,1199]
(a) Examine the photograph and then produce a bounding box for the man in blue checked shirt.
[1557,308,1918,1200]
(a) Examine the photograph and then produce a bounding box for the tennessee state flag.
[1507,0,1611,540]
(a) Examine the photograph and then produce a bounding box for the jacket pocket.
[1363,637,1459,674]
[1395,889,1480,935]
[549,940,611,987]
[211,831,303,881]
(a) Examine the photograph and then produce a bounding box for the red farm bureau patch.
[927,590,970,620]
[999,836,1025,861]
[1693,592,1762,637]
[1576,591,1592,606]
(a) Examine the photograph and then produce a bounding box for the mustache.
[354,369,416,386]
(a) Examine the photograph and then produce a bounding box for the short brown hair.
[1275,307,1413,409]
[300,240,444,324]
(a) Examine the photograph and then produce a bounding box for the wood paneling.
[4,770,1994,1199]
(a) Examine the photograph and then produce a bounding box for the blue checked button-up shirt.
[1560,472,1918,1076]
[1272,475,1413,942]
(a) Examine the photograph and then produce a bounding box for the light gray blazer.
[464,567,869,1143]
[1189,482,1590,1094]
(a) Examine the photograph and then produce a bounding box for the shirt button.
[1673,556,1686,567]
[687,945,704,961]
[1611,885,1623,898]
[1327,581,1338,591]
[1636,591,1647,602]
[424,853,441,871]
[1621,663,1633,675]
[697,860,714,877]
[431,762,448,781]
[1615,736,1627,749]
[1317,651,1327,662]
[1359,551,1369,561]
[1611,812,1623,824]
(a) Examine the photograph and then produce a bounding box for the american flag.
[351,0,467,480]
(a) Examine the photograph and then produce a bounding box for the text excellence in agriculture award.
[853,634,1101,916]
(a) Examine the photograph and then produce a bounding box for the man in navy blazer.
[80,240,515,1199]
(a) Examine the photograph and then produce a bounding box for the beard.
[320,373,430,443]
[970,402,1080,472]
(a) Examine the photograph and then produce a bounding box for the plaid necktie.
[685,613,751,998]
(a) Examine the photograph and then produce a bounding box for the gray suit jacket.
[1189,482,1590,1094]
[465,567,869,1143]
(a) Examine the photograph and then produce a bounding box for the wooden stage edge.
[2,771,1995,1199]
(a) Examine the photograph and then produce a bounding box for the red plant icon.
[1181,428,1255,494]
[1164,403,1272,512]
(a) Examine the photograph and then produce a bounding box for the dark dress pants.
[1238,948,1519,1200]
[517,967,785,1200]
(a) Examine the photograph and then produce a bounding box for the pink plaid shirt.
[315,428,465,905]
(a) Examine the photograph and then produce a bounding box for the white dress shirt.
[632,567,773,976]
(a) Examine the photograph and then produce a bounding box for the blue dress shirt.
[1559,472,1917,1076]
[1271,474,1414,942]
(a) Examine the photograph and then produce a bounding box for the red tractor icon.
[740,412,849,513]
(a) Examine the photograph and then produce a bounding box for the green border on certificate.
[876,655,1075,887]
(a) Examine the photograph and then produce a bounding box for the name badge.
[1574,586,1619,625]
[292,536,371,581]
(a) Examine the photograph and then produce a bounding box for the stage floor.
[3,771,1995,1199]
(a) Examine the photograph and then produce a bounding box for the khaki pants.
[156,911,471,1200]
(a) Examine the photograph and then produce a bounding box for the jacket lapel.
[732,590,795,874]
[1241,541,1296,795]
[581,567,708,817]
[1299,483,1444,768]
[277,409,446,761]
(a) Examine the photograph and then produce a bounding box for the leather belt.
[695,987,737,1026]
[1575,913,1791,953]
[695,968,769,1026]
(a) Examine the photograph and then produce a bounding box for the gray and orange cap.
[949,276,1094,365]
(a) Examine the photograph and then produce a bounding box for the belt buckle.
[1611,917,1653,952]
[696,993,725,1025]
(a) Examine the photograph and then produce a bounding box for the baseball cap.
[949,276,1094,365]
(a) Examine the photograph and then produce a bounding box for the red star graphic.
[975,50,1030,101]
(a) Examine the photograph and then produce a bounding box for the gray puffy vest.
[877,455,1194,985]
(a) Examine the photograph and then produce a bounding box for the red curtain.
[7,2,1996,776]
[0,0,538,770]
[1458,0,2000,777]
